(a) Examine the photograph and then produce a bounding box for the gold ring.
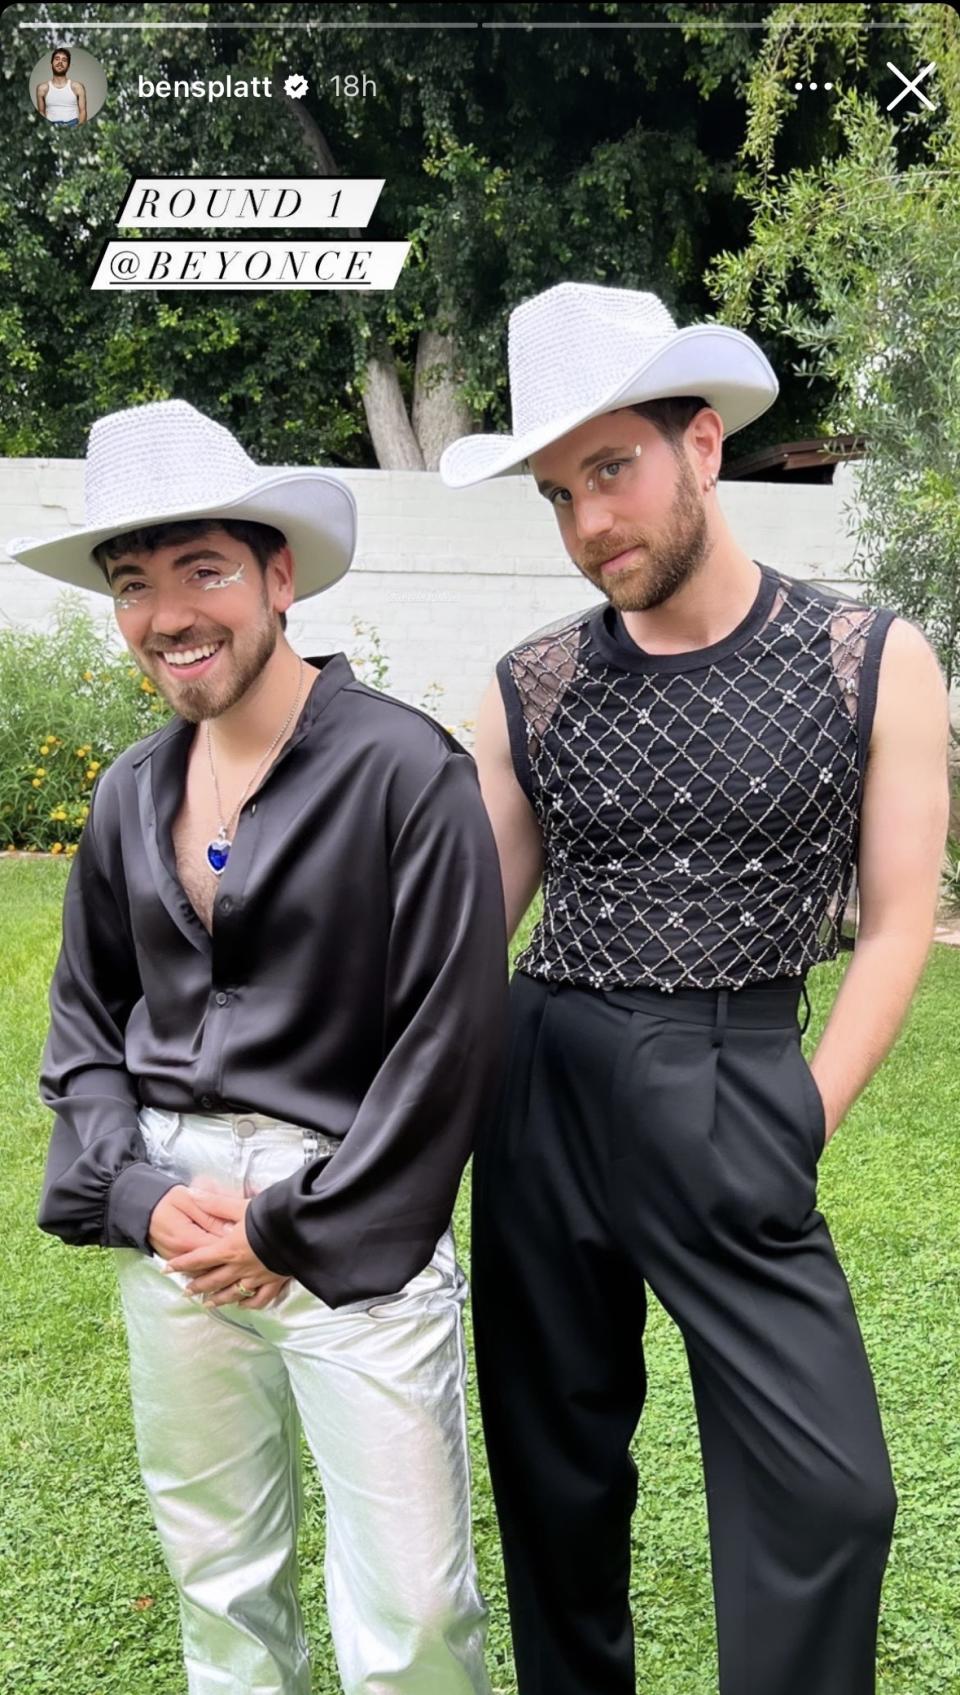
[235,1282,255,1300]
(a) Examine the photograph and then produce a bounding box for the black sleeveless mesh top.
[497,564,895,991]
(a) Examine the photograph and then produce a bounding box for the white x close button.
[886,60,936,112]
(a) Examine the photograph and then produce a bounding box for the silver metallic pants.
[114,1108,491,1695]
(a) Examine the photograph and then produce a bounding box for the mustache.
[579,537,645,571]
[144,631,229,654]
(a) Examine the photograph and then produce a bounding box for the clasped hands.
[147,1183,290,1310]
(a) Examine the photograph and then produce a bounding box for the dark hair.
[51,46,71,67]
[628,396,709,444]
[93,518,290,631]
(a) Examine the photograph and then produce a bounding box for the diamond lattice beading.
[506,571,882,991]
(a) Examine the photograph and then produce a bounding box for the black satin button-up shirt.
[38,653,509,1307]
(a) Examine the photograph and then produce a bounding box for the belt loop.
[799,978,812,1037]
[712,988,729,1048]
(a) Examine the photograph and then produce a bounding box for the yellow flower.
[39,743,51,755]
[49,809,67,822]
[86,761,102,778]
[75,745,91,758]
[140,677,156,694]
[51,842,63,855]
[35,766,47,777]
[31,778,42,788]
[80,805,90,820]
[66,844,78,857]
[83,670,94,682]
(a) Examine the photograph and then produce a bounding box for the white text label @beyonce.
[91,242,410,291]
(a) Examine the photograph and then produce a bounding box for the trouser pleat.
[472,972,895,1695]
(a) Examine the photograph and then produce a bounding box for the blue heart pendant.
[207,836,231,876]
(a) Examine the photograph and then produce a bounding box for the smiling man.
[10,399,507,1695]
[440,283,949,1695]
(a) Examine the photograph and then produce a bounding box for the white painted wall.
[0,457,868,732]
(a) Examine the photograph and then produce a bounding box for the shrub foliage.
[0,595,170,853]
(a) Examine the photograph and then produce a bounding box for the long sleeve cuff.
[103,1162,179,1251]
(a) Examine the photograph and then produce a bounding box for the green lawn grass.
[1,859,958,1694]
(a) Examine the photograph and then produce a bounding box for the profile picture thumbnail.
[29,45,108,128]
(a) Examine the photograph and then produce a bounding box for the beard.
[143,598,281,724]
[576,452,710,612]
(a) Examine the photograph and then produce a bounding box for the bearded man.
[37,46,87,125]
[440,282,949,1695]
[11,399,507,1695]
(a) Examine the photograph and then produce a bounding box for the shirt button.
[199,1095,214,1109]
[215,990,229,1007]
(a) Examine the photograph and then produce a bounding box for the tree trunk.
[412,330,474,470]
[361,353,426,469]
[281,95,467,470]
[280,93,339,175]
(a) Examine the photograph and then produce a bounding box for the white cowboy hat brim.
[7,468,357,601]
[439,324,778,489]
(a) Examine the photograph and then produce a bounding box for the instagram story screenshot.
[0,5,957,1694]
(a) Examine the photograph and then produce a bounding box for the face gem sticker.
[202,563,246,592]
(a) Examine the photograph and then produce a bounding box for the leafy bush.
[708,7,960,686]
[0,594,170,853]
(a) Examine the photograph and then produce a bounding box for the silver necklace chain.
[206,656,306,858]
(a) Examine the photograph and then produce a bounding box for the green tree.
[0,2,920,468]
[707,2,960,682]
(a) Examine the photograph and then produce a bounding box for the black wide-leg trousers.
[471,971,896,1695]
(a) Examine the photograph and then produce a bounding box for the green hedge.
[0,595,171,854]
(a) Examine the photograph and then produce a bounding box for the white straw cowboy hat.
[439,282,779,488]
[7,399,357,600]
